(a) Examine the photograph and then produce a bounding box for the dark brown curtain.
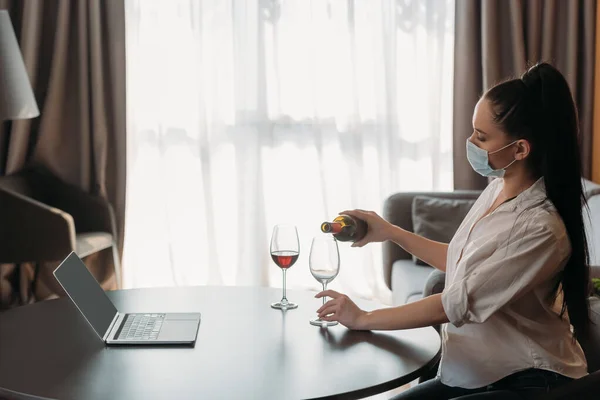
[0,0,126,307]
[453,0,596,190]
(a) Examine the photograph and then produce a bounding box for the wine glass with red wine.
[309,235,340,327]
[270,224,300,310]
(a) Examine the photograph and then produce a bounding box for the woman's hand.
[341,209,395,248]
[315,290,368,330]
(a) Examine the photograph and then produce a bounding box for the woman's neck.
[501,173,539,200]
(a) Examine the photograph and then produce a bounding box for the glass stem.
[281,269,288,304]
[322,282,327,306]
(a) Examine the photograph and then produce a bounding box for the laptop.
[53,252,201,345]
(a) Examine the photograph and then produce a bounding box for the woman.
[315,63,590,399]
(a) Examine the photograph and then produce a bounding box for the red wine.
[271,251,299,269]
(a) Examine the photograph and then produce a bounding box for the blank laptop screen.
[53,252,118,339]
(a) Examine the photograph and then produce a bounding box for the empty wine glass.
[309,235,340,327]
[270,224,300,310]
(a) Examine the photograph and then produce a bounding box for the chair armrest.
[423,269,446,297]
[382,190,481,290]
[423,269,446,334]
[0,188,76,263]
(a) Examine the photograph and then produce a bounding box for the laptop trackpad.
[158,320,199,342]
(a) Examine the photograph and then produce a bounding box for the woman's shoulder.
[515,199,568,247]
[509,178,566,240]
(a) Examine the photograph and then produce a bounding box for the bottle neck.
[321,222,343,234]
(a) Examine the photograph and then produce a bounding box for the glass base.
[271,301,298,310]
[310,318,338,327]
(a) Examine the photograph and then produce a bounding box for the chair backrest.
[0,174,37,198]
[0,167,52,204]
[574,178,600,374]
[583,180,600,266]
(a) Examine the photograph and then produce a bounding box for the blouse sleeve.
[441,218,570,327]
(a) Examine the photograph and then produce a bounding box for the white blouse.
[439,177,588,388]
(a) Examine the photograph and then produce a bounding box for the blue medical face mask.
[466,139,518,178]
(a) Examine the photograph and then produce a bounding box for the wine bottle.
[320,215,367,242]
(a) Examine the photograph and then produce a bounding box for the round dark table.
[0,286,440,400]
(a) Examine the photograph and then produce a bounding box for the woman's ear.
[514,139,531,160]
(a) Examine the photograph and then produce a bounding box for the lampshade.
[0,10,39,121]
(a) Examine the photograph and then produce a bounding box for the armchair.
[0,165,121,300]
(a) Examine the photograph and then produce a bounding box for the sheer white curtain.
[124,0,454,304]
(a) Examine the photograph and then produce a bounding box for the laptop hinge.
[103,312,121,342]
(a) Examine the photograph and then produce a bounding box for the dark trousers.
[391,368,573,400]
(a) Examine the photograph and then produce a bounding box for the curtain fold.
[453,0,596,190]
[0,0,126,308]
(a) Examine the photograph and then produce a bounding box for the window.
[124,0,455,303]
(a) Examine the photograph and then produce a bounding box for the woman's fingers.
[318,305,338,318]
[351,238,369,248]
[316,299,337,314]
[315,290,342,299]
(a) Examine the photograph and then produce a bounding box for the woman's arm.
[316,290,449,330]
[357,294,448,330]
[387,225,449,272]
[342,209,449,272]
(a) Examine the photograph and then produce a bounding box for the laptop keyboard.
[117,314,165,341]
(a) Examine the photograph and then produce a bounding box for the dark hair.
[484,62,590,340]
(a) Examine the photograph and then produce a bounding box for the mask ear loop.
[500,158,518,170]
[489,140,519,155]
[490,140,520,170]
